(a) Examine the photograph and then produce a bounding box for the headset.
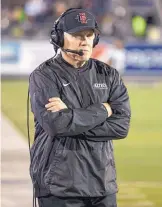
[50,8,100,54]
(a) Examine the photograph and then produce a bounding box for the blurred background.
[1,0,162,207]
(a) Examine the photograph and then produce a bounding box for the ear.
[63,32,69,48]
[64,32,72,41]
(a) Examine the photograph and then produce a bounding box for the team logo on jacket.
[93,83,108,89]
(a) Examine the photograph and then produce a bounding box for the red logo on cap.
[76,13,88,24]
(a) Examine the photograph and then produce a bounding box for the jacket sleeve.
[82,68,131,140]
[29,70,108,137]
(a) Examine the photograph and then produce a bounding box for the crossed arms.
[29,69,131,140]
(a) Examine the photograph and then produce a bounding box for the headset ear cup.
[93,21,100,47]
[51,31,57,44]
[93,33,100,47]
[51,28,64,48]
[50,21,59,45]
[58,30,64,47]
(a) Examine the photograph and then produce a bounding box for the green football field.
[2,80,162,207]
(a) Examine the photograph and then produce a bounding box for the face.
[63,29,95,61]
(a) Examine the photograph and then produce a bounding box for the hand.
[102,103,112,117]
[45,97,67,112]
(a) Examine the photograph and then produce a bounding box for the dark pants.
[38,194,117,207]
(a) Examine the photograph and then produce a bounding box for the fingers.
[45,97,67,112]
[47,106,59,110]
[45,101,60,108]
[47,106,62,112]
[47,105,67,112]
[45,98,62,108]
[49,97,61,102]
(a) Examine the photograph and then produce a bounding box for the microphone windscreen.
[78,50,84,56]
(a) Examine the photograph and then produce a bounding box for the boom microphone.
[63,48,84,56]
[50,39,84,56]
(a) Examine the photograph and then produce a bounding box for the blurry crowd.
[1,0,162,42]
[2,0,69,39]
[2,0,111,39]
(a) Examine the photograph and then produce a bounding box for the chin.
[80,54,91,61]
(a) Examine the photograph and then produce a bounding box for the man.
[29,8,131,207]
